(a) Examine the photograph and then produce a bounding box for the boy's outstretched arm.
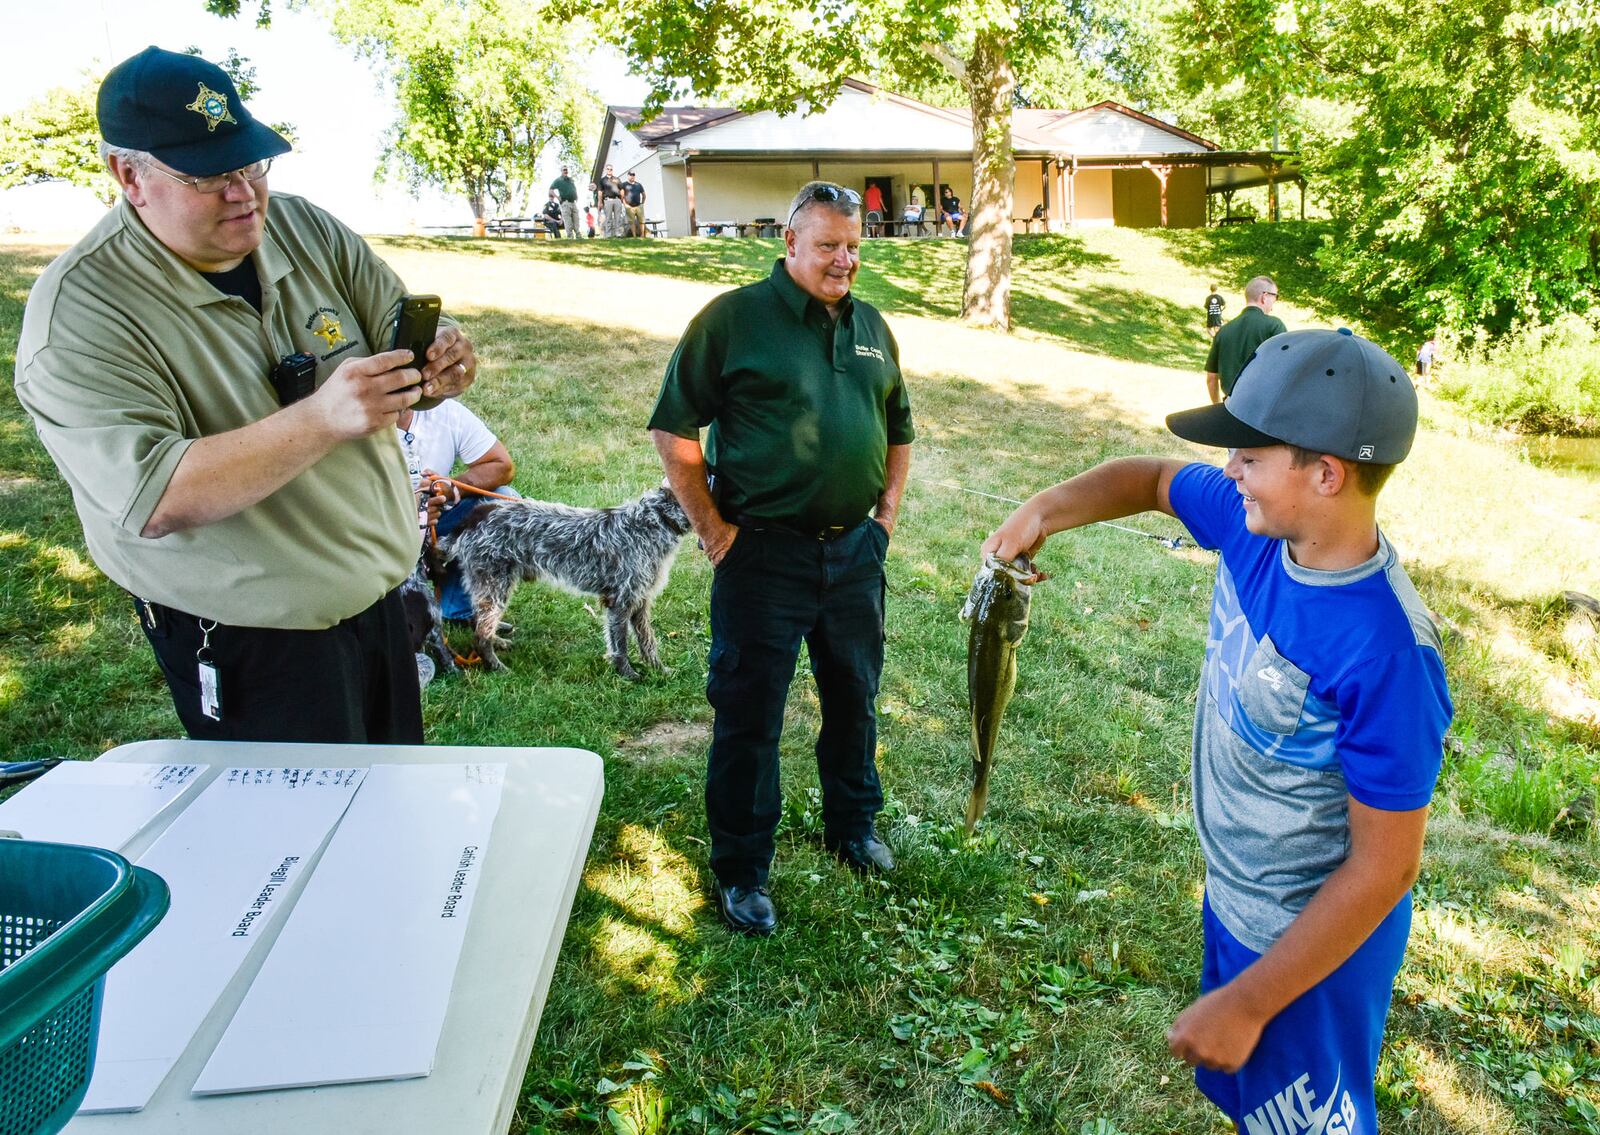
[1166,800,1429,1073]
[983,457,1187,561]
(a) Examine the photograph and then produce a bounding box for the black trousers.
[135,587,424,744]
[705,518,888,888]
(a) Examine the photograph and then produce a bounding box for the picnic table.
[63,738,603,1135]
[486,217,555,238]
[644,219,667,237]
[695,220,782,238]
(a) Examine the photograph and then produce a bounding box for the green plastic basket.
[0,841,169,1135]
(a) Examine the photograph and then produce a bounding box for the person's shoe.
[718,884,776,936]
[827,829,895,874]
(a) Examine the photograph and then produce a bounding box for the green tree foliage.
[1316,0,1599,333]
[1173,0,1600,335]
[321,0,598,223]
[206,0,599,224]
[0,79,109,203]
[0,49,287,206]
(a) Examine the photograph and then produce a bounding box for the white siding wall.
[605,120,651,177]
[682,86,973,152]
[692,162,814,229]
[661,162,690,237]
[1050,108,1209,155]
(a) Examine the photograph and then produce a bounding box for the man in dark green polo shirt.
[649,181,914,936]
[1206,276,1287,403]
[550,165,580,241]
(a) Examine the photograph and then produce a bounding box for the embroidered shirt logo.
[854,344,886,363]
[1257,664,1285,692]
[305,307,357,360]
[186,84,238,133]
[310,313,345,350]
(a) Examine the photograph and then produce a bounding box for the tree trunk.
[961,29,1015,330]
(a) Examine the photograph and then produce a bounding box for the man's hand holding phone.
[388,295,477,409]
[420,326,476,402]
[306,349,421,441]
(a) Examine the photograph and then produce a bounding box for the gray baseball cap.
[1167,328,1417,463]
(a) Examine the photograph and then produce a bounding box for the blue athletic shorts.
[1195,892,1411,1135]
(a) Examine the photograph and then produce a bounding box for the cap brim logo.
[186,83,238,132]
[1358,445,1375,460]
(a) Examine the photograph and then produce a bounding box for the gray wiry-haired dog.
[443,485,693,678]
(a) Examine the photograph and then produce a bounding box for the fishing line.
[913,477,1187,550]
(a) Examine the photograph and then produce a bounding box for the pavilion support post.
[1068,157,1078,227]
[1300,180,1306,220]
[812,158,820,180]
[686,159,697,236]
[1143,161,1171,228]
[1053,160,1065,231]
[1268,167,1279,222]
[1039,160,1049,229]
[932,158,942,232]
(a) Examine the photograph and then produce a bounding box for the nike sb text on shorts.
[1195,892,1411,1135]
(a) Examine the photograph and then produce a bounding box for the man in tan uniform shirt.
[15,47,477,742]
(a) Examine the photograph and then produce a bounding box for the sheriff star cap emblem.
[98,46,291,177]
[1166,328,1418,464]
[185,83,238,132]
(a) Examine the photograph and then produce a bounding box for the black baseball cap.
[1167,328,1418,464]
[98,46,291,178]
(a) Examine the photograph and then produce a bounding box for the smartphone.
[388,294,443,408]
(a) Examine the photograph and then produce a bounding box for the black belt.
[733,513,856,542]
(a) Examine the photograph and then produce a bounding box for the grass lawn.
[2,225,1598,1134]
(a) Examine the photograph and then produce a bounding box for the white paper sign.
[78,767,366,1114]
[0,762,208,850]
[193,764,507,1095]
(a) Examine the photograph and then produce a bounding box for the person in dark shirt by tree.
[1205,284,1225,338]
[541,189,563,236]
[621,171,647,237]
[939,184,964,236]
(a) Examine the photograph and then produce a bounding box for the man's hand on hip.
[702,519,740,566]
[421,327,477,399]
[309,348,420,441]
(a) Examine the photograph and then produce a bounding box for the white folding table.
[62,739,603,1135]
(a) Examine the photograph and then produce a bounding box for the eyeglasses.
[1263,291,1279,299]
[787,184,861,228]
[145,157,273,194]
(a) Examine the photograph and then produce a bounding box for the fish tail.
[964,765,991,836]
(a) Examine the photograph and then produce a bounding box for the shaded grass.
[1,229,1598,1133]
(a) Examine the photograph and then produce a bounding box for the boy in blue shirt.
[985,329,1452,1134]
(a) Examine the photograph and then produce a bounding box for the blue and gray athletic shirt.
[1169,463,1453,954]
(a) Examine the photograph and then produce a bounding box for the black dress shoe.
[718,884,776,936]
[827,829,895,874]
